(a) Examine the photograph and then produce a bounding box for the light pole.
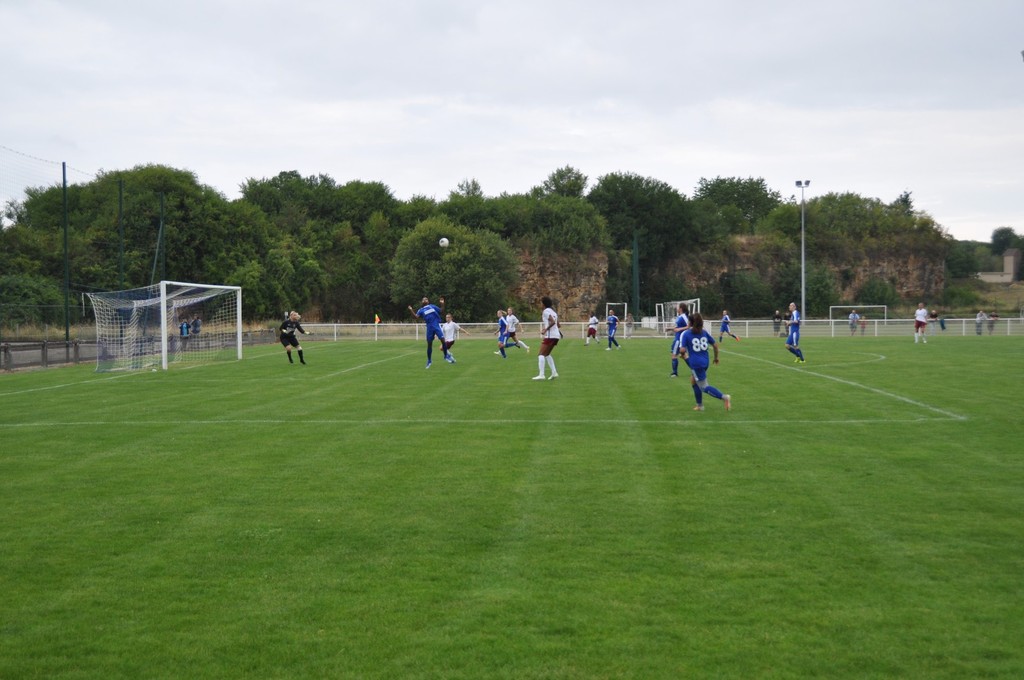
[795,180,810,320]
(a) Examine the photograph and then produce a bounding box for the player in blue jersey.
[494,309,510,358]
[669,303,690,378]
[680,312,731,412]
[408,296,454,368]
[785,301,806,363]
[606,312,621,350]
[718,310,740,342]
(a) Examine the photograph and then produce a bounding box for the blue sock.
[703,386,723,400]
[797,349,805,360]
[672,358,678,374]
[692,384,702,404]
[500,347,506,358]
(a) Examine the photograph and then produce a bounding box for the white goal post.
[87,280,242,372]
[655,299,700,332]
[828,305,887,336]
[605,302,628,338]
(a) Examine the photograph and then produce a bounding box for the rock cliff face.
[662,253,945,301]
[510,237,945,316]
[853,254,945,299]
[655,235,946,302]
[511,248,608,320]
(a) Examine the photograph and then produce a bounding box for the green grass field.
[2,334,1022,679]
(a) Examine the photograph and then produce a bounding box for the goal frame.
[159,281,243,370]
[829,304,887,337]
[656,299,700,332]
[87,280,242,372]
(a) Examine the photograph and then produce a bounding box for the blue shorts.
[787,328,800,346]
[689,361,709,382]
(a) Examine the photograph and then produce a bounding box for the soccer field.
[1,335,1022,678]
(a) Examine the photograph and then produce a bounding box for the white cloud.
[2,0,1022,240]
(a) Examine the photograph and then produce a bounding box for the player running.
[279,310,310,364]
[504,307,529,352]
[408,296,454,368]
[718,309,740,342]
[586,313,599,346]
[442,313,469,356]
[669,303,690,378]
[681,312,731,412]
[494,309,510,358]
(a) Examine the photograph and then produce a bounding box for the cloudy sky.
[2,0,1022,242]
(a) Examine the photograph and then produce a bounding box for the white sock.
[537,355,546,376]
[546,355,557,374]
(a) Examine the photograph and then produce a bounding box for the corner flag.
[374,314,381,324]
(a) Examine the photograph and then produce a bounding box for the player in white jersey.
[533,296,561,381]
[442,313,469,355]
[913,302,928,344]
[505,307,529,352]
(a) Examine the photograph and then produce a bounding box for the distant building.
[978,248,1020,284]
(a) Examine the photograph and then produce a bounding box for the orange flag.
[374,314,381,324]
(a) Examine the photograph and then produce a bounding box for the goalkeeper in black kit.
[279,311,311,364]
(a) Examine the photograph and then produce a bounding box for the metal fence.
[3,318,1021,372]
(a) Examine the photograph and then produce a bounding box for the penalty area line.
[313,351,420,379]
[731,352,966,421]
[0,415,964,429]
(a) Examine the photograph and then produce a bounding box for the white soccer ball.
[439,237,450,248]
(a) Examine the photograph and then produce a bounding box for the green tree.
[946,241,982,279]
[720,270,775,318]
[390,217,517,321]
[990,226,1020,255]
[806,264,840,317]
[535,166,588,198]
[0,274,64,326]
[694,176,782,234]
[855,278,899,307]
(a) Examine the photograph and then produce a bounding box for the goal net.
[655,299,700,332]
[605,302,629,338]
[87,280,242,371]
[828,305,887,336]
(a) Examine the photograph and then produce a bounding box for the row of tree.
[1,163,1017,327]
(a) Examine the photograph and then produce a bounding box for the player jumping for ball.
[409,296,454,368]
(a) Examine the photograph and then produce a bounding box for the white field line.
[0,416,964,429]
[314,351,418,379]
[0,371,137,398]
[729,351,966,421]
[0,351,965,427]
